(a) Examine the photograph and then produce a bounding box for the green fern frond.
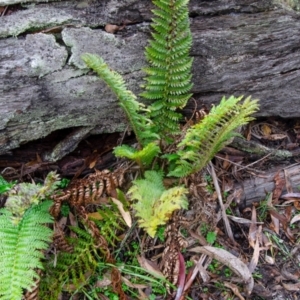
[82,53,159,146]
[39,226,99,300]
[128,170,188,237]
[91,204,126,247]
[168,96,259,177]
[0,201,54,300]
[113,142,161,167]
[141,0,193,139]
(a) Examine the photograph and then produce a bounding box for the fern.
[141,0,193,139]
[92,204,126,247]
[39,226,100,300]
[81,53,159,147]
[113,142,161,168]
[128,170,188,237]
[169,96,259,177]
[0,201,54,300]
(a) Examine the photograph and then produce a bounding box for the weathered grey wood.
[234,163,300,206]
[1,0,300,156]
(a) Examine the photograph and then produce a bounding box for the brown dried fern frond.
[50,168,126,218]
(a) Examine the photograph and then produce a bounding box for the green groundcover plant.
[82,0,259,236]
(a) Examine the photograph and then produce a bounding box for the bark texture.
[1,0,300,154]
[234,163,300,207]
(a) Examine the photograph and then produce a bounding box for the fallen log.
[1,0,300,156]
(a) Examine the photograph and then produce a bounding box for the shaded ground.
[1,117,300,300]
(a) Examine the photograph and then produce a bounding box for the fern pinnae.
[142,0,193,139]
[169,96,259,177]
[128,170,188,237]
[113,142,161,168]
[81,53,158,147]
[0,201,54,300]
[39,226,99,299]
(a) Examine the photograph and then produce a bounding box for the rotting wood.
[233,163,300,207]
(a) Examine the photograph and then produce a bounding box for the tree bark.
[1,0,300,155]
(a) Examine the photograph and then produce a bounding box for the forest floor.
[0,117,300,300]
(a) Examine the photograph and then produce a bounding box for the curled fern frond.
[82,53,159,146]
[169,96,259,177]
[113,142,161,167]
[128,170,188,237]
[0,201,54,300]
[141,0,193,139]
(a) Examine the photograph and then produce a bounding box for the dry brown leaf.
[184,254,210,292]
[269,211,280,234]
[268,134,287,141]
[282,282,300,291]
[222,153,231,170]
[228,215,263,225]
[69,211,77,226]
[95,277,111,288]
[290,213,300,225]
[294,201,300,210]
[284,205,292,222]
[269,209,288,227]
[265,254,275,264]
[281,263,299,281]
[88,211,103,220]
[137,255,165,279]
[223,281,245,300]
[262,232,272,248]
[89,159,97,169]
[281,193,300,199]
[121,276,148,289]
[248,206,258,249]
[189,246,254,295]
[105,24,120,34]
[248,225,262,273]
[111,197,132,227]
[57,216,68,229]
[261,124,272,136]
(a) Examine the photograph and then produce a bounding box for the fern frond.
[91,204,126,247]
[0,201,54,300]
[128,171,188,237]
[82,53,159,146]
[169,96,259,177]
[141,0,193,139]
[113,142,161,167]
[39,226,99,300]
